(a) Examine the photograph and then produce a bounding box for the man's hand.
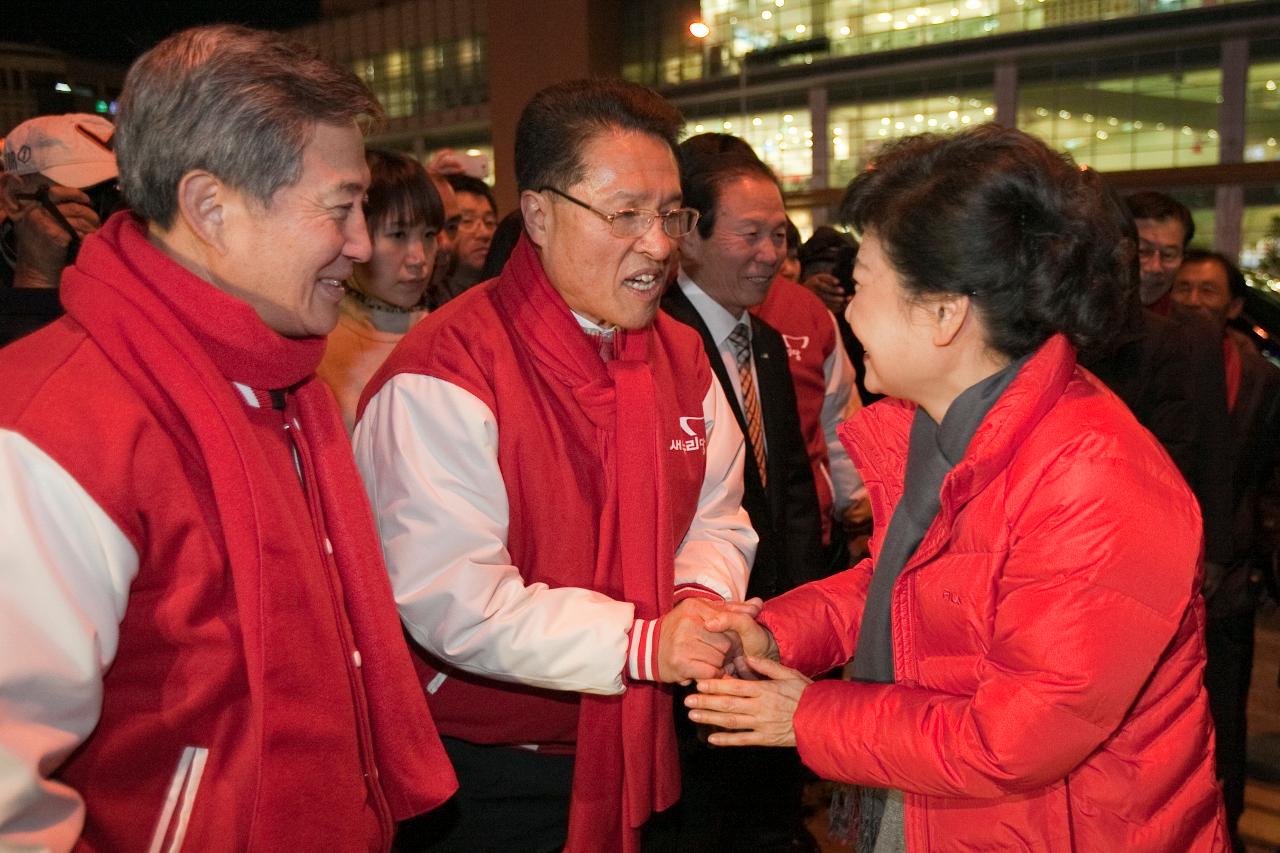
[657,597,733,685]
[840,495,872,528]
[426,148,466,177]
[685,656,811,747]
[8,185,100,288]
[703,602,778,679]
[801,272,848,314]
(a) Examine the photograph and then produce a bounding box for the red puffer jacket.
[759,334,1228,851]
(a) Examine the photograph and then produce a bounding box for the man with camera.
[0,113,121,345]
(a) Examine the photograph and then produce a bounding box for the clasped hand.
[659,598,811,748]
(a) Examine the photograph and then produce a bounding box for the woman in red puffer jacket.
[687,125,1228,852]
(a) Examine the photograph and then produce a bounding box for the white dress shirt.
[676,271,768,457]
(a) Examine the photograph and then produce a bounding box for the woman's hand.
[684,656,812,747]
[702,602,777,679]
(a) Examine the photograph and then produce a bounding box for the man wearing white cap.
[0,113,120,344]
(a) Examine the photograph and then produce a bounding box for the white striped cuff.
[673,583,723,604]
[626,617,661,682]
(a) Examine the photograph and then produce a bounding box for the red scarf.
[59,212,456,821]
[493,236,679,853]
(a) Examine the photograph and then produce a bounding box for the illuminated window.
[829,80,994,188]
[1246,46,1280,163]
[683,105,814,191]
[621,0,1255,87]
[1240,186,1280,274]
[1017,50,1221,171]
[350,37,488,119]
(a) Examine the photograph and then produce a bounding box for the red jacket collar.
[840,333,1078,522]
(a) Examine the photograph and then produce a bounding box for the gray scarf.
[847,354,1028,851]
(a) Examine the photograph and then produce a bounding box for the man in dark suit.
[648,137,823,853]
[1172,250,1280,851]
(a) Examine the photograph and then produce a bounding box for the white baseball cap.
[1,113,118,188]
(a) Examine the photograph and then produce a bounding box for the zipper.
[273,391,396,845]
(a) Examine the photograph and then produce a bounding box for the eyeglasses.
[441,215,462,239]
[1138,242,1183,266]
[540,186,699,239]
[458,214,497,232]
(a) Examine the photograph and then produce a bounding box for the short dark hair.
[363,149,443,235]
[446,173,497,214]
[515,78,683,193]
[799,225,856,265]
[677,133,781,238]
[116,24,383,228]
[1181,249,1247,302]
[840,124,1134,360]
[1125,191,1194,246]
[481,209,525,281]
[785,218,800,258]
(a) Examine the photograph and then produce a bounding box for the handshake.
[655,596,778,686]
[656,596,812,749]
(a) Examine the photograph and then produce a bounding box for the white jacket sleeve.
[822,315,865,509]
[353,375,638,696]
[672,380,756,601]
[0,430,138,853]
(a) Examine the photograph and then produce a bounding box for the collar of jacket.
[837,333,1077,572]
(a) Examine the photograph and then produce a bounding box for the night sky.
[7,0,322,67]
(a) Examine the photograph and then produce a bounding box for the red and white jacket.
[754,275,862,542]
[0,214,455,852]
[353,282,756,746]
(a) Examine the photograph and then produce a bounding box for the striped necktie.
[728,322,767,488]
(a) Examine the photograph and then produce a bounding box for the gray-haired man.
[0,25,455,851]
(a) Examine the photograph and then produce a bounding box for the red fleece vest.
[0,214,455,851]
[754,275,838,541]
[362,236,712,852]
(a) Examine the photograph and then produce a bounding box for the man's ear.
[1227,296,1245,322]
[520,189,550,249]
[676,228,704,274]
[174,170,230,253]
[930,293,971,347]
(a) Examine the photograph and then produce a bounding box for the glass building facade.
[620,0,1256,88]
[291,0,491,166]
[351,36,487,120]
[290,0,1280,268]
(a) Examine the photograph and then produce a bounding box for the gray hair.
[115,25,384,228]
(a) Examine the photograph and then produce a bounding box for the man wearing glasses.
[354,78,756,853]
[1127,190,1195,311]
[444,172,498,297]
[0,113,121,345]
[1117,191,1233,589]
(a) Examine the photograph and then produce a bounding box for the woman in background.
[319,148,443,432]
[687,125,1227,851]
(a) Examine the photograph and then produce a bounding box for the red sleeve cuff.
[673,583,723,604]
[626,617,662,682]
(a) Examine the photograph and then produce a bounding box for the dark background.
[8,1,323,66]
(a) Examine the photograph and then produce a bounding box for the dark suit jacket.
[662,285,824,599]
[1085,307,1232,566]
[1227,331,1280,562]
